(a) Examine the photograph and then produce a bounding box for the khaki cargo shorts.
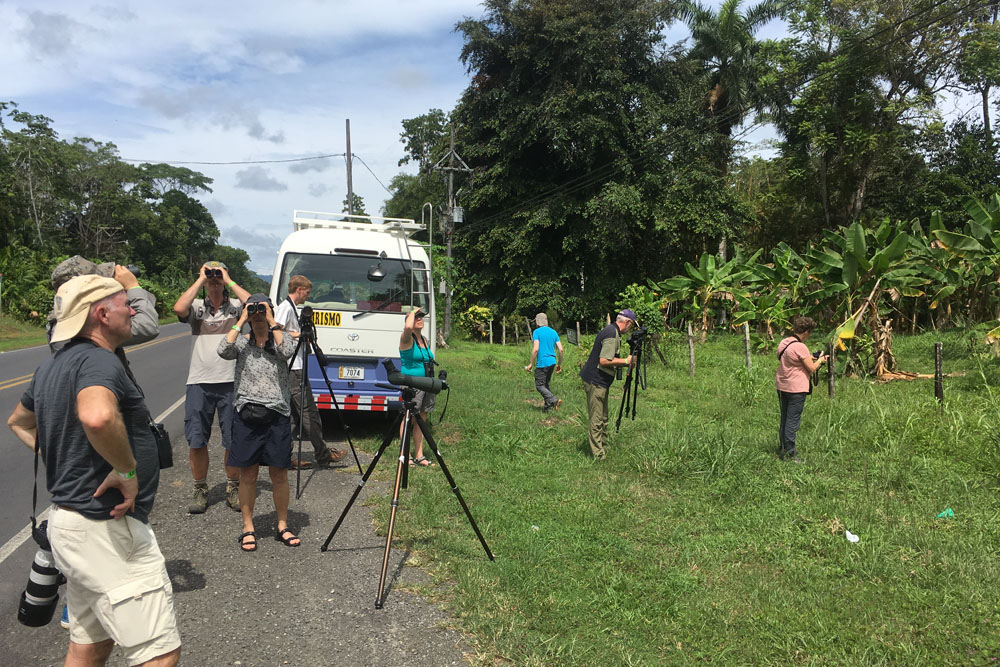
[48,506,181,666]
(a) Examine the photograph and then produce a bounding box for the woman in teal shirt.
[399,308,435,466]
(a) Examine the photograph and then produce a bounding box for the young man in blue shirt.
[525,312,564,412]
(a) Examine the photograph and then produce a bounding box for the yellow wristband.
[116,469,136,480]
[227,280,236,288]
[231,325,240,331]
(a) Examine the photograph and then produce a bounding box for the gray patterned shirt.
[218,333,294,416]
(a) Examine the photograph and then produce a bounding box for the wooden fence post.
[934,342,943,408]
[687,321,695,377]
[576,321,582,348]
[489,320,494,345]
[827,343,835,398]
[502,319,506,346]
[743,322,751,370]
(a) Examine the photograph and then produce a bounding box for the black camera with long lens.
[17,520,65,627]
[812,349,823,360]
[204,268,223,279]
[628,325,649,347]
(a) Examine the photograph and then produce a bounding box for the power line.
[468,0,988,229]
[121,153,345,166]
[353,154,394,195]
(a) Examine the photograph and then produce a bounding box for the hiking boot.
[188,485,208,514]
[553,398,562,410]
[319,448,348,465]
[226,481,240,511]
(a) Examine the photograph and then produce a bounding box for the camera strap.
[31,432,40,531]
[411,334,433,375]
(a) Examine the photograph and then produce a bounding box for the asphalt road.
[0,324,474,665]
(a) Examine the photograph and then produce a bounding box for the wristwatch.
[269,324,282,331]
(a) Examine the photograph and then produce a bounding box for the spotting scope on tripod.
[321,359,494,609]
[288,305,363,497]
[615,324,649,432]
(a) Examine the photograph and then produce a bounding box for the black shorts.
[229,409,292,468]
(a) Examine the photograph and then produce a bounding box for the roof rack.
[293,210,424,235]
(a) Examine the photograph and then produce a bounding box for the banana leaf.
[932,230,985,255]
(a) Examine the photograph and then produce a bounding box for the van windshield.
[276,252,429,313]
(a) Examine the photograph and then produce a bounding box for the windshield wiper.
[353,297,406,320]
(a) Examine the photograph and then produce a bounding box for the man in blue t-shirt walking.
[525,312,564,412]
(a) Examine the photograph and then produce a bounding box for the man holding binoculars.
[173,261,251,514]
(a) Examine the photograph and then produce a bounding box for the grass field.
[362,330,1000,665]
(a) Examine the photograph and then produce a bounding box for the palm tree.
[676,0,784,265]
[677,0,784,139]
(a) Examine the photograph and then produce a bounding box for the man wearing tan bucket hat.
[8,275,182,666]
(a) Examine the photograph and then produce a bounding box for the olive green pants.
[583,381,610,460]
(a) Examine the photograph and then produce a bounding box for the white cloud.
[0,0,482,270]
[235,167,288,191]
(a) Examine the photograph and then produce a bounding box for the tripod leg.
[294,357,309,499]
[309,339,364,475]
[321,411,404,552]
[615,371,633,433]
[375,409,414,609]
[411,414,495,561]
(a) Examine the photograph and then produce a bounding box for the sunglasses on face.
[204,268,223,279]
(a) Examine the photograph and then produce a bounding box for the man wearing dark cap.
[525,312,564,412]
[173,261,250,514]
[578,309,637,460]
[48,255,159,353]
[8,275,181,666]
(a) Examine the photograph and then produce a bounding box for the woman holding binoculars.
[775,316,828,463]
[219,294,300,551]
[398,308,436,467]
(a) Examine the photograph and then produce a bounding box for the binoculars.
[246,303,269,315]
[204,268,224,279]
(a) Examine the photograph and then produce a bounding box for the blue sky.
[0,1,783,272]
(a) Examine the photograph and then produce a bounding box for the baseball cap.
[535,312,548,326]
[50,275,125,343]
[50,255,115,289]
[205,260,229,270]
[618,309,638,324]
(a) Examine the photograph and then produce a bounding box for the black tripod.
[615,331,647,432]
[321,383,494,609]
[288,317,363,499]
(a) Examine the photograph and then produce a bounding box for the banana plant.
[931,196,1000,326]
[731,287,794,347]
[653,248,761,342]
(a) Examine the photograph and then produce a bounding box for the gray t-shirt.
[218,333,295,416]
[21,340,160,523]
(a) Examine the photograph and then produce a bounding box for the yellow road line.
[0,332,189,391]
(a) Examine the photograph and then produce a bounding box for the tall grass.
[361,330,1000,664]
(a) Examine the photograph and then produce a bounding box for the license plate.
[339,366,364,379]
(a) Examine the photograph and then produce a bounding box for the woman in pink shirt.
[775,316,827,463]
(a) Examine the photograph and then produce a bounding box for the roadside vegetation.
[0,312,47,352]
[367,333,1000,664]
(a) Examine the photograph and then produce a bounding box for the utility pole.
[433,124,471,342]
[346,119,354,215]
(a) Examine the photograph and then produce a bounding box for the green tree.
[342,193,368,215]
[770,0,974,229]
[453,0,740,322]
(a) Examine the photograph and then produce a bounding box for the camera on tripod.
[627,325,649,348]
[298,305,316,334]
[17,520,65,627]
